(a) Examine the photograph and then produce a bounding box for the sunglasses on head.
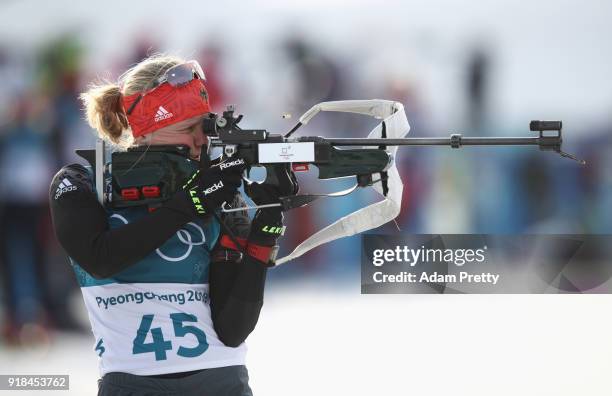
[126,60,206,115]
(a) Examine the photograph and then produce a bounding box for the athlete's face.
[142,115,208,160]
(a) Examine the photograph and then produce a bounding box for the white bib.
[81,283,246,376]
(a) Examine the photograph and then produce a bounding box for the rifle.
[204,102,584,214]
[77,100,584,265]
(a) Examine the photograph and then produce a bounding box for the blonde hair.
[79,54,186,147]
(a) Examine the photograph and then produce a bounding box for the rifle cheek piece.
[76,144,199,209]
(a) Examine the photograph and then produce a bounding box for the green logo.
[183,170,200,189]
[261,225,285,235]
[188,190,205,214]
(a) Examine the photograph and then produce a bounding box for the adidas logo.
[54,178,77,199]
[154,106,173,122]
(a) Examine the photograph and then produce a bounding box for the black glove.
[183,157,246,215]
[246,183,285,247]
[244,164,299,265]
[245,192,286,265]
[244,164,298,209]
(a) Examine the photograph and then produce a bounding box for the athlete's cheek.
[187,136,202,159]
[193,131,206,149]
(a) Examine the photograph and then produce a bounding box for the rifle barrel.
[320,137,547,147]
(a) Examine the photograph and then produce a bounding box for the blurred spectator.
[197,45,233,113]
[0,36,92,345]
[284,37,345,108]
[37,35,94,165]
[0,92,56,344]
[466,47,490,133]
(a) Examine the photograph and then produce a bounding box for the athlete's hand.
[244,187,286,266]
[245,164,298,208]
[244,166,298,265]
[183,157,247,215]
[248,208,284,247]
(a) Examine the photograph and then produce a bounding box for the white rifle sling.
[276,99,410,265]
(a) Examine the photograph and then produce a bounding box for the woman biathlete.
[49,54,292,395]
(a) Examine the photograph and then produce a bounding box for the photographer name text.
[370,245,499,285]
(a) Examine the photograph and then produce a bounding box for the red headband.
[121,79,211,138]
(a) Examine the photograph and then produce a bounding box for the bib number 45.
[132,313,208,361]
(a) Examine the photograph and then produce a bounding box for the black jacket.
[49,163,266,347]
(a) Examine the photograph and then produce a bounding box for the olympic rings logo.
[110,214,206,262]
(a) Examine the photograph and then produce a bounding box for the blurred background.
[0,0,611,395]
